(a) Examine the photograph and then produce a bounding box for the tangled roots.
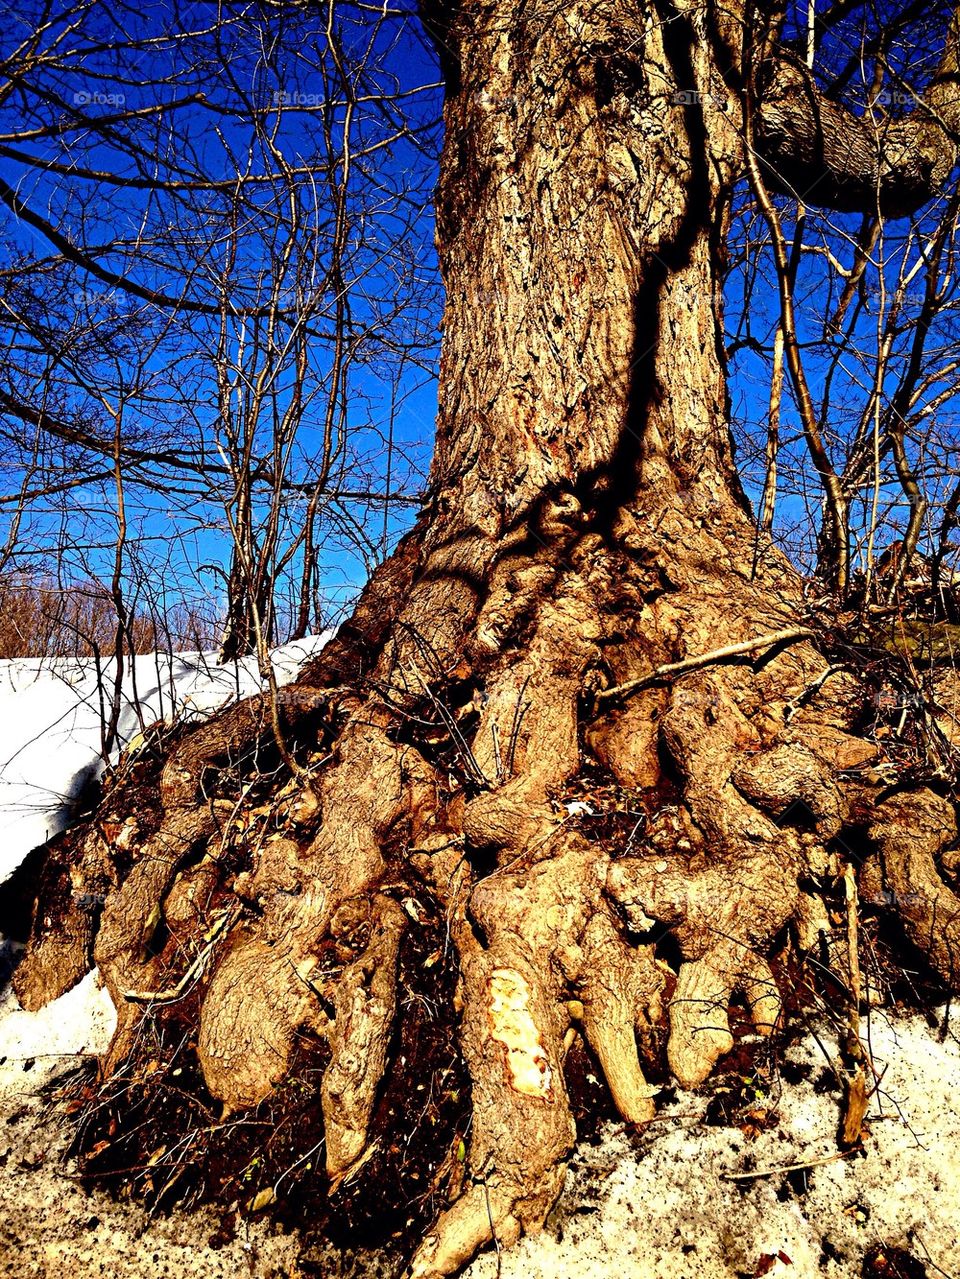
[12,596,960,1278]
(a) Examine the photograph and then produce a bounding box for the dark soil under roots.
[58,885,472,1270]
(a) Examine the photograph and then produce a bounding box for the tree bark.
[14,2,960,1276]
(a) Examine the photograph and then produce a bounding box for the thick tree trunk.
[14,3,960,1277]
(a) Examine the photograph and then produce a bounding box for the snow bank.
[0,636,329,885]
[0,969,115,1100]
[464,1011,960,1279]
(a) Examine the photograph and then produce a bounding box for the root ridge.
[12,527,960,1278]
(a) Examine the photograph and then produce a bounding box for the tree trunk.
[218,545,275,664]
[14,3,960,1277]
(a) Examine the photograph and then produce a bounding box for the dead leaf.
[247,1187,276,1212]
[754,1251,792,1276]
[841,1067,868,1146]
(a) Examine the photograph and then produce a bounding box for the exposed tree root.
[13,510,960,1276]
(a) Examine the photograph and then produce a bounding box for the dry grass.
[0,575,217,660]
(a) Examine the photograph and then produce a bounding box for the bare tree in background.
[0,0,438,664]
[728,1,960,611]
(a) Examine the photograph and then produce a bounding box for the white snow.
[0,969,115,1099]
[0,636,330,885]
[463,1011,960,1279]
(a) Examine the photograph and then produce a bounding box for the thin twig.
[914,1231,957,1279]
[720,1149,854,1181]
[784,664,845,722]
[506,674,532,777]
[122,908,237,1004]
[596,628,816,705]
[482,1177,502,1279]
[411,666,489,787]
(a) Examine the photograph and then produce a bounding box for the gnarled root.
[13,536,960,1279]
[868,788,960,984]
[192,713,410,1131]
[606,850,794,1086]
[577,913,661,1124]
[322,893,406,1182]
[409,953,571,1279]
[408,830,666,1277]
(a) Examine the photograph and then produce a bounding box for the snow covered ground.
[0,637,329,885]
[464,1012,960,1279]
[1,637,959,1278]
[1,986,958,1278]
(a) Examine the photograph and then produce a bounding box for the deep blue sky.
[0,1,446,628]
[2,0,959,632]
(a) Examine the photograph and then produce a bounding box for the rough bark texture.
[13,2,960,1277]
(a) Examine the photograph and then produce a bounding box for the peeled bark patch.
[488,968,554,1100]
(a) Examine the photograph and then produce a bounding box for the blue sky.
[0,0,446,630]
[2,0,960,636]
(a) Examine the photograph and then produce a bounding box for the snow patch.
[0,635,330,885]
[0,635,328,1111]
[2,1003,958,1277]
[0,969,116,1099]
[464,1010,960,1279]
